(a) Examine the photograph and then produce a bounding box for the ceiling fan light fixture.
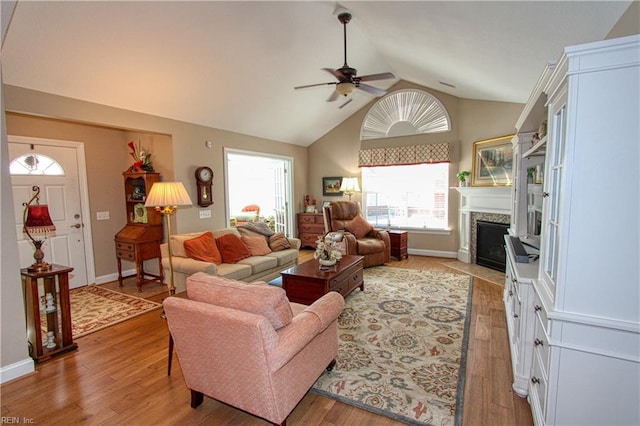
[336,82,356,96]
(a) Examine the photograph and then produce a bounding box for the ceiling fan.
[294,9,395,102]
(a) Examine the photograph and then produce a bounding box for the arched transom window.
[10,154,65,175]
[360,89,451,140]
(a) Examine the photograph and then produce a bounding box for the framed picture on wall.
[471,135,514,186]
[322,177,343,196]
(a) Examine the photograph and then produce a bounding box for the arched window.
[10,154,65,175]
[360,89,451,140]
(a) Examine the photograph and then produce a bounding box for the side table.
[388,230,408,260]
[21,264,78,362]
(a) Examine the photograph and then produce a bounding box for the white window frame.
[362,163,450,232]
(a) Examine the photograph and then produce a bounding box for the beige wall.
[6,113,173,278]
[606,1,640,39]
[4,86,309,283]
[308,80,522,254]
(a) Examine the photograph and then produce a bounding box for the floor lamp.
[144,182,192,295]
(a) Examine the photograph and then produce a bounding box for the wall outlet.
[199,210,212,219]
[96,211,110,220]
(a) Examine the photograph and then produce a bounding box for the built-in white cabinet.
[505,35,640,426]
[503,243,538,397]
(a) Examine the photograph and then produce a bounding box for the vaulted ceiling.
[2,1,632,146]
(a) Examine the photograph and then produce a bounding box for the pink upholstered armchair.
[323,201,391,267]
[163,272,344,426]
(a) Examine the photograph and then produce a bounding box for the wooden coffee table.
[280,255,364,305]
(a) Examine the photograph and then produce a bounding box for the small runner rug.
[312,266,473,426]
[42,286,162,339]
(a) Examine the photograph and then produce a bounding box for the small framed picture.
[471,135,514,186]
[305,205,317,213]
[323,177,343,196]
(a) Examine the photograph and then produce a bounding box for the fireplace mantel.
[453,186,512,263]
[455,186,511,214]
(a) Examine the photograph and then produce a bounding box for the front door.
[9,139,89,289]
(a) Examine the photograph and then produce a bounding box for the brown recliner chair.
[323,201,390,267]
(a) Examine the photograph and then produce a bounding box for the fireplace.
[454,186,511,265]
[476,221,509,272]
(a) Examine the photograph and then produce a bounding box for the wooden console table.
[21,264,78,363]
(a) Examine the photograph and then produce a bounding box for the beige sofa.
[160,227,301,293]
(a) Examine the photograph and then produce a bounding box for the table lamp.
[23,185,56,272]
[144,182,192,295]
[339,177,361,201]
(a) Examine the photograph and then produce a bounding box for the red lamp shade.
[24,205,56,235]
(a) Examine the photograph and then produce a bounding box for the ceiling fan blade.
[357,83,387,97]
[326,90,340,102]
[358,72,396,82]
[322,67,346,81]
[339,98,353,109]
[294,82,337,90]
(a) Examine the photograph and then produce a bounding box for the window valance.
[358,142,451,167]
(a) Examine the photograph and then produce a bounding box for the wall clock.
[195,166,214,207]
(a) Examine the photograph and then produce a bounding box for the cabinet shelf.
[522,135,547,158]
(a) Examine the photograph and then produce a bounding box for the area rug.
[312,266,472,426]
[43,286,162,339]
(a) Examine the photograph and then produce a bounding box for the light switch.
[199,210,212,219]
[97,211,110,220]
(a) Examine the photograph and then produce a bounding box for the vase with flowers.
[128,141,154,172]
[314,234,343,267]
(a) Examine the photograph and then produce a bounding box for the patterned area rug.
[42,286,162,338]
[312,266,472,426]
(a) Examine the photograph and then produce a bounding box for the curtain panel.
[358,142,451,167]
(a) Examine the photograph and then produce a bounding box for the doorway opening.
[223,149,294,237]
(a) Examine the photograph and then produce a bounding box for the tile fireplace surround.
[454,187,511,264]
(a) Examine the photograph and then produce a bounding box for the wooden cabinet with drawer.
[115,171,164,291]
[388,230,408,260]
[115,225,163,291]
[297,213,325,248]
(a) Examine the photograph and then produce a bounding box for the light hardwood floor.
[1,252,533,425]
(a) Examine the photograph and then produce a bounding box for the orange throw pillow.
[268,232,292,252]
[183,232,222,265]
[216,233,251,263]
[241,236,272,256]
[346,214,374,239]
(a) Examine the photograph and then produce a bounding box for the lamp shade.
[336,82,356,97]
[24,205,56,235]
[339,177,361,194]
[144,182,193,208]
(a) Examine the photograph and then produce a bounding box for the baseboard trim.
[95,269,136,285]
[408,248,457,258]
[0,357,34,384]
